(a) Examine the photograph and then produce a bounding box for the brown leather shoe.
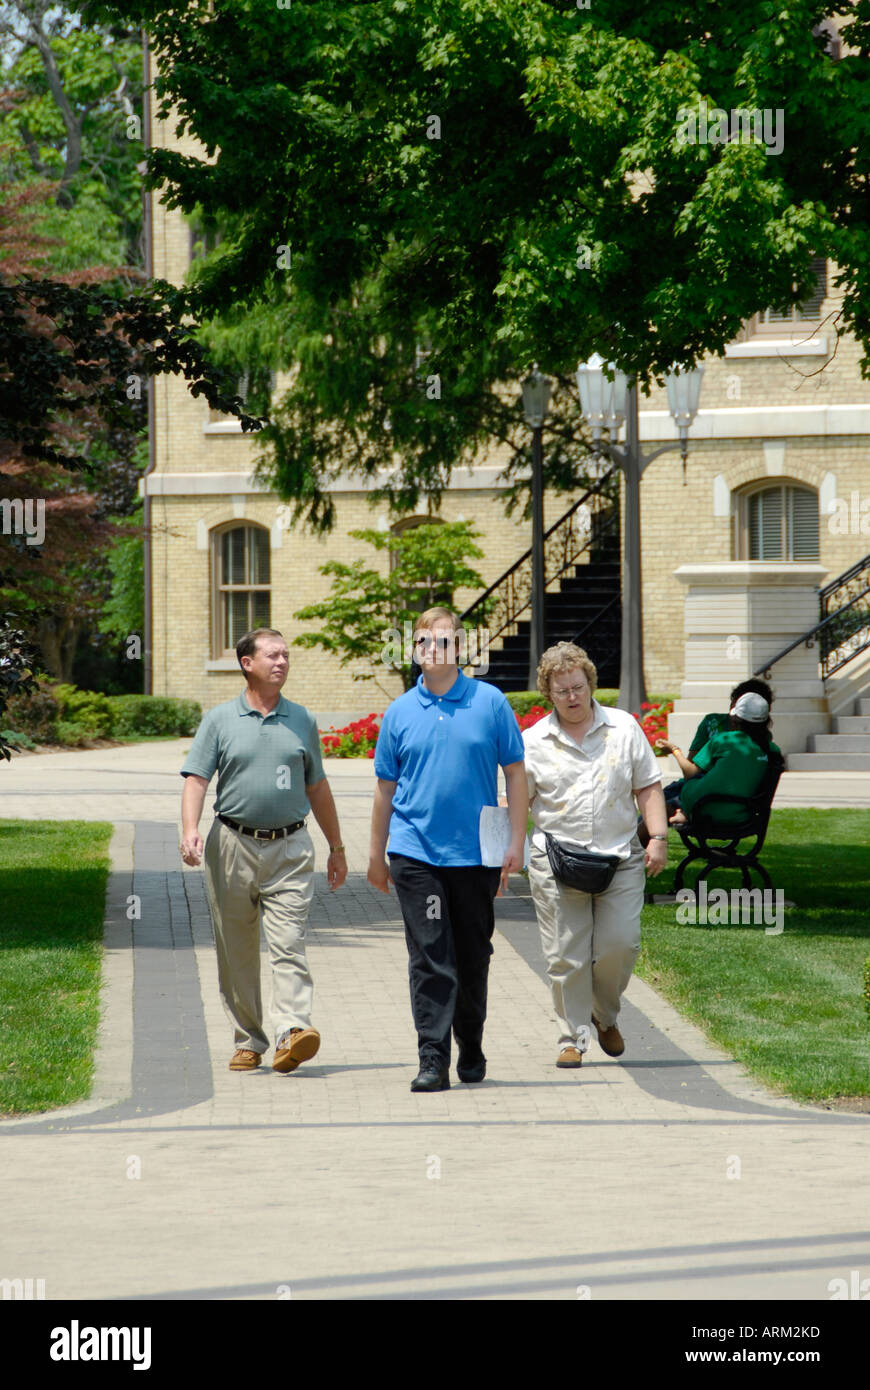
[229,1048,262,1071]
[273,1026,321,1073]
[556,1045,583,1069]
[592,1014,625,1057]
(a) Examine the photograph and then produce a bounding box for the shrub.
[505,691,553,718]
[3,684,60,743]
[2,683,202,746]
[52,683,113,737]
[107,695,202,738]
[53,719,98,747]
[0,728,35,750]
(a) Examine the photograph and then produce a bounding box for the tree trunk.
[36,615,82,682]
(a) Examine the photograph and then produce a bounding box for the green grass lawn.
[637,808,870,1104]
[0,819,113,1116]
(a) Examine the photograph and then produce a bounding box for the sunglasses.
[414,634,456,650]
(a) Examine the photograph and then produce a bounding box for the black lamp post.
[576,355,704,712]
[521,367,551,689]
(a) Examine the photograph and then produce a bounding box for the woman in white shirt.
[522,643,668,1069]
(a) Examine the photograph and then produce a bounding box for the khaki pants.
[203,819,316,1053]
[528,840,645,1050]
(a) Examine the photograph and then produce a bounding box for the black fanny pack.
[544,834,622,894]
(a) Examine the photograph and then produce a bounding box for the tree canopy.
[0,6,266,684]
[85,0,870,525]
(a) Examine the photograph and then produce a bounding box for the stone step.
[832,716,870,733]
[858,698,870,716]
[787,752,870,770]
[808,733,870,752]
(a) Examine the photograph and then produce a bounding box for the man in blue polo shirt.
[368,607,527,1092]
[180,628,347,1074]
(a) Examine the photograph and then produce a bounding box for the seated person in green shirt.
[666,691,783,827]
[657,678,774,815]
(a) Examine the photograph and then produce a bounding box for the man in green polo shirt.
[180,628,347,1073]
[672,692,783,826]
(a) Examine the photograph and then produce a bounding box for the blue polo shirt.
[181,691,325,829]
[374,672,525,866]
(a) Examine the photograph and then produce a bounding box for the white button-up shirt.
[523,702,662,859]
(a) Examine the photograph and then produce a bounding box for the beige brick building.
[144,103,870,747]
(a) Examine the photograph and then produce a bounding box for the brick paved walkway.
[0,744,868,1300]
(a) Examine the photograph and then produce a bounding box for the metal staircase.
[755,550,870,770]
[460,471,621,694]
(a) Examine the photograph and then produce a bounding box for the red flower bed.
[320,714,381,758]
[515,705,550,731]
[633,699,674,751]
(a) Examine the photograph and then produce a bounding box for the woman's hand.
[655,737,674,754]
[644,838,669,876]
[499,837,526,894]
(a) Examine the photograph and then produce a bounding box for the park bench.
[672,756,784,894]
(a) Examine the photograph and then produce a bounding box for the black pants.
[389,855,501,1068]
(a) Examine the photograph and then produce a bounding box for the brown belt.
[219,815,305,841]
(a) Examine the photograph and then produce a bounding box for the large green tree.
[86,0,870,526]
[0,1,145,266]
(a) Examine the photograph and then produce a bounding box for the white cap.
[732,692,770,723]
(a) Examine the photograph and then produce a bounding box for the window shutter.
[746,485,818,559]
[789,487,820,558]
[750,488,784,558]
[796,258,827,319]
[762,258,826,324]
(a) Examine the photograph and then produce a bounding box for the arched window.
[211,524,271,656]
[734,482,819,560]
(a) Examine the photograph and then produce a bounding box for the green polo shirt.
[680,729,780,825]
[688,711,729,759]
[181,691,325,829]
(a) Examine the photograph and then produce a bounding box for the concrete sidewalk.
[0,742,868,1301]
[3,738,870,816]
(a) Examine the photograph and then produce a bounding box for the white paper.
[480,806,528,867]
[479,805,515,867]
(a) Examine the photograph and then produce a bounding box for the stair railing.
[754,551,870,680]
[459,469,619,648]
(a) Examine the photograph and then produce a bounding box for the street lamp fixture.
[576,355,704,712]
[521,365,551,688]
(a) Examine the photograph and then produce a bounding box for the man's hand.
[644,838,668,877]
[180,831,203,866]
[499,837,526,894]
[180,774,208,866]
[327,849,347,892]
[367,857,393,894]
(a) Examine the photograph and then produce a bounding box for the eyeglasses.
[551,684,588,700]
[414,634,455,650]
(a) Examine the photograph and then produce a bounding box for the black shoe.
[457,1052,486,1083]
[410,1066,450,1093]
